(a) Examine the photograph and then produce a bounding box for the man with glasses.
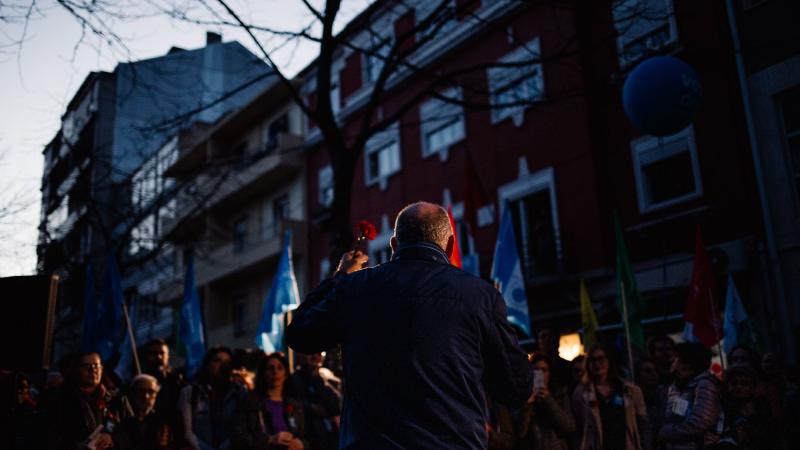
[46,352,132,450]
[113,374,175,450]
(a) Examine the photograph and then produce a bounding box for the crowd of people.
[3,331,800,450]
[486,329,800,450]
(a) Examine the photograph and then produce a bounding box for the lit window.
[613,0,677,67]
[488,38,545,126]
[420,87,466,159]
[318,165,334,207]
[631,126,703,212]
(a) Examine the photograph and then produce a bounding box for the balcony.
[157,219,305,302]
[162,137,304,239]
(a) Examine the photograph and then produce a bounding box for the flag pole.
[709,288,725,371]
[286,309,295,375]
[620,281,636,384]
[122,301,141,375]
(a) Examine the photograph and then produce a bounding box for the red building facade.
[303,1,768,341]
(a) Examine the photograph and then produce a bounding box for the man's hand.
[270,431,295,446]
[94,433,113,450]
[288,438,305,450]
[335,250,369,276]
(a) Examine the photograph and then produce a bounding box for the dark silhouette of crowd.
[3,331,800,449]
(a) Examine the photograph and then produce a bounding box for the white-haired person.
[113,374,176,450]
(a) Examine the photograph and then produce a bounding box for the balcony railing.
[157,219,305,302]
[162,136,304,239]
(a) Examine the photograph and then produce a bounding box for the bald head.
[393,202,453,251]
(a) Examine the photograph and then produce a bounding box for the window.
[320,258,331,281]
[232,296,246,337]
[366,142,401,185]
[318,165,334,207]
[130,214,157,255]
[632,126,702,212]
[488,38,545,126]
[233,217,248,253]
[613,0,677,67]
[363,34,392,85]
[420,87,466,159]
[509,190,559,278]
[364,125,401,188]
[264,114,289,152]
[331,76,341,116]
[416,0,457,41]
[779,88,800,210]
[498,166,562,279]
[273,195,290,234]
[370,245,392,265]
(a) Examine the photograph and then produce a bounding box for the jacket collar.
[391,242,450,265]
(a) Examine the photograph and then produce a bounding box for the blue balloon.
[623,56,702,137]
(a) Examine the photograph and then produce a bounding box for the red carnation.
[356,220,377,241]
[285,403,295,414]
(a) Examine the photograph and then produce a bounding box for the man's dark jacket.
[286,243,533,450]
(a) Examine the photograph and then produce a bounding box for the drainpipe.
[724,0,793,360]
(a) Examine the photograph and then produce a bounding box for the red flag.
[447,206,462,268]
[684,226,721,348]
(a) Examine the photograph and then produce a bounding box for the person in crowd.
[141,339,186,447]
[716,366,777,449]
[113,374,176,450]
[290,352,340,449]
[636,358,667,449]
[727,345,760,370]
[658,342,722,449]
[46,351,132,450]
[178,347,246,450]
[233,352,306,450]
[572,343,650,450]
[572,355,586,389]
[759,351,799,447]
[537,325,574,392]
[286,202,532,449]
[648,335,676,387]
[486,396,515,450]
[510,354,576,449]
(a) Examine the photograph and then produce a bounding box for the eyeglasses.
[79,363,103,371]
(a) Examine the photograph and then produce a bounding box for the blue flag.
[723,275,760,354]
[256,230,300,352]
[80,263,97,352]
[115,299,137,381]
[490,205,531,336]
[93,254,125,361]
[180,252,206,378]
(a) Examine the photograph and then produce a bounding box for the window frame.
[631,126,703,213]
[497,166,562,278]
[612,0,678,68]
[488,38,545,126]
[364,124,402,189]
[420,87,466,160]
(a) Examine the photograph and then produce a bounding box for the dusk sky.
[0,1,369,276]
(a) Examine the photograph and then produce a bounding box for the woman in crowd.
[572,344,650,450]
[636,358,667,448]
[233,352,306,450]
[179,346,246,450]
[513,354,575,449]
[658,342,722,450]
[717,365,777,449]
[728,345,760,370]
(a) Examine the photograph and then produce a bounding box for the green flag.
[615,217,645,348]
